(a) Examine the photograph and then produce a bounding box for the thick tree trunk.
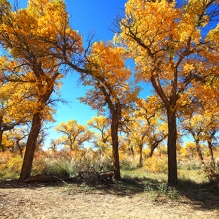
[19,112,42,181]
[167,109,178,186]
[111,117,121,180]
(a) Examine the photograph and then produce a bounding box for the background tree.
[4,127,28,158]
[181,114,205,163]
[135,97,168,160]
[201,112,219,161]
[54,120,94,152]
[180,112,219,164]
[87,116,111,155]
[183,142,198,159]
[79,42,140,179]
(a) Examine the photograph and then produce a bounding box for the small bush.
[0,153,22,179]
[42,158,77,178]
[120,159,138,170]
[144,182,179,200]
[144,156,168,173]
[178,160,202,170]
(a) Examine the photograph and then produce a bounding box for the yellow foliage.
[0,0,83,126]
[0,152,23,178]
[144,156,168,173]
[54,120,94,150]
[7,156,23,172]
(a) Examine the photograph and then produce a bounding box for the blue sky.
[8,0,148,147]
[55,0,129,125]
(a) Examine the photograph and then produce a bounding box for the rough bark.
[19,112,42,181]
[149,145,155,158]
[194,139,204,164]
[0,130,5,152]
[0,116,5,152]
[167,109,178,186]
[17,144,24,158]
[139,144,143,167]
[208,142,214,160]
[111,114,121,180]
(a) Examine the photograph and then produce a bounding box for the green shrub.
[178,159,202,170]
[42,158,77,178]
[120,159,138,171]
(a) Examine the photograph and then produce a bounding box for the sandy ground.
[0,181,219,219]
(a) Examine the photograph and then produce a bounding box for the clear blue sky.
[8,0,151,147]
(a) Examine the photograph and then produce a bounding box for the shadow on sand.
[0,175,218,212]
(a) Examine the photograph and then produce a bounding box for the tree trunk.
[207,140,214,160]
[149,143,158,158]
[17,144,24,158]
[0,116,5,152]
[0,130,5,152]
[195,139,204,164]
[19,112,42,181]
[207,140,215,168]
[167,109,178,186]
[129,146,135,161]
[111,116,121,180]
[139,144,143,167]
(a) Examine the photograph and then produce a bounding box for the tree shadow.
[0,179,64,189]
[177,178,219,211]
[1,175,219,212]
[83,176,219,212]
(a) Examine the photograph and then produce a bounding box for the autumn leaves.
[0,0,218,185]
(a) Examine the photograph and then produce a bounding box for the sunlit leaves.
[54,120,94,151]
[117,0,219,104]
[80,41,139,117]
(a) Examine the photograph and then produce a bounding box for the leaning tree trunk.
[194,139,204,165]
[149,143,158,158]
[167,109,178,186]
[207,140,214,161]
[111,115,121,180]
[19,112,42,181]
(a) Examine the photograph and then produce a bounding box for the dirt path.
[0,181,219,219]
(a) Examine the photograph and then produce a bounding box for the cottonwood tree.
[181,112,219,162]
[87,116,111,154]
[78,42,140,179]
[116,0,219,186]
[136,97,168,159]
[4,127,28,158]
[0,0,83,181]
[183,142,198,159]
[54,120,94,152]
[201,112,219,161]
[122,97,167,166]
